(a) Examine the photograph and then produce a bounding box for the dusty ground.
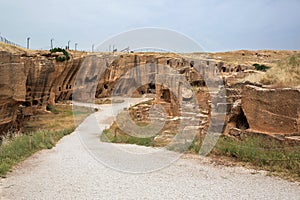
[0,99,300,199]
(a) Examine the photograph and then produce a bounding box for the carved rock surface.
[0,51,27,132]
[0,49,86,134]
[242,85,300,134]
[1,47,299,139]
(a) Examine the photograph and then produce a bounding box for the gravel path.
[1,99,299,200]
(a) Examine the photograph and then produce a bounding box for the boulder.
[242,85,300,134]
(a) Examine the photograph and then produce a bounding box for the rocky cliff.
[0,44,299,139]
[0,47,86,134]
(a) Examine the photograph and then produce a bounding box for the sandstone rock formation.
[0,51,26,132]
[0,48,86,134]
[0,44,299,141]
[241,85,300,135]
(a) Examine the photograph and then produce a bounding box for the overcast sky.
[1,0,300,52]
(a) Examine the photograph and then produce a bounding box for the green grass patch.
[211,135,300,179]
[0,104,91,177]
[0,128,74,177]
[101,127,154,147]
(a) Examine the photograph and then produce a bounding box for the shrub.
[50,47,70,62]
[253,63,270,71]
[46,104,59,114]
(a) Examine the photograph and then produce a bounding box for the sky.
[1,0,300,52]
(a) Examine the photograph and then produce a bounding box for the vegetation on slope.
[50,47,70,62]
[261,54,300,87]
[210,135,299,180]
[0,128,73,177]
[0,104,91,177]
[0,42,29,54]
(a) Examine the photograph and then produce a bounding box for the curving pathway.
[0,98,299,200]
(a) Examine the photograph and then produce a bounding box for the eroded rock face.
[1,49,299,139]
[0,51,27,132]
[0,50,86,134]
[242,85,300,134]
[94,53,228,117]
[95,54,191,98]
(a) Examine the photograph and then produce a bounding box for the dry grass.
[0,104,92,177]
[24,104,91,133]
[210,50,299,66]
[238,53,300,88]
[0,42,30,54]
[260,54,300,87]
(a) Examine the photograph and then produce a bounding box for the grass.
[0,104,92,177]
[189,134,300,180]
[260,54,300,87]
[101,124,155,147]
[241,53,300,87]
[0,42,30,54]
[0,128,74,177]
[25,104,91,132]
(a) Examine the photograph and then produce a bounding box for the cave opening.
[236,109,250,130]
[32,100,39,106]
[148,83,156,93]
[161,89,171,103]
[22,101,31,107]
[191,80,206,87]
[190,61,194,68]
[236,66,241,72]
[221,67,226,72]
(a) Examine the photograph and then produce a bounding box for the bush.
[50,47,70,62]
[46,104,59,114]
[253,63,270,71]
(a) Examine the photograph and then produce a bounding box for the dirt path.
[1,99,300,199]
